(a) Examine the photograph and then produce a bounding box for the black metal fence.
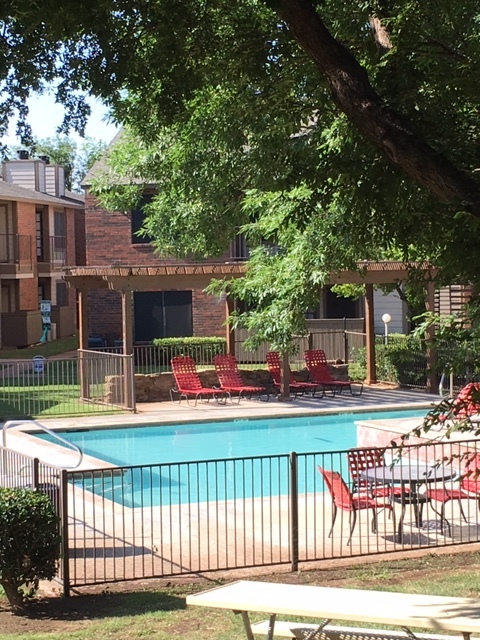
[57,438,480,592]
[2,436,480,594]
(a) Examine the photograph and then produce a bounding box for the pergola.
[64,260,438,395]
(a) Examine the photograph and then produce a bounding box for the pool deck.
[49,384,439,431]
[2,385,443,471]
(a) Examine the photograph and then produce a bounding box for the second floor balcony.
[37,235,67,272]
[0,234,34,273]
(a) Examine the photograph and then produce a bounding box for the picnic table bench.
[186,580,480,640]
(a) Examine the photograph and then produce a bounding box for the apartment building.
[0,153,84,347]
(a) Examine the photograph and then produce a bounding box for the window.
[133,291,192,341]
[131,194,155,244]
[56,281,68,306]
[36,208,45,260]
[53,211,66,263]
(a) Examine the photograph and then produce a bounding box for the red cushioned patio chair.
[213,354,272,402]
[266,351,323,398]
[426,451,480,536]
[304,349,363,396]
[451,383,480,418]
[170,356,228,406]
[318,466,395,545]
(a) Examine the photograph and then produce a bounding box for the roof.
[0,180,85,209]
[81,129,126,186]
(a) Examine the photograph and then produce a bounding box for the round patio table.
[361,464,456,541]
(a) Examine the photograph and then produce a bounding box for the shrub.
[0,487,60,613]
[152,337,227,365]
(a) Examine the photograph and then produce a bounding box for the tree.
[2,1,480,350]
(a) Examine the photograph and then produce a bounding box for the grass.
[0,335,79,360]
[3,550,480,639]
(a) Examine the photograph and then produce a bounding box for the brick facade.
[85,191,229,341]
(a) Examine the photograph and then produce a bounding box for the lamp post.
[382,313,392,345]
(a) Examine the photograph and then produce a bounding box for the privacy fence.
[2,437,480,595]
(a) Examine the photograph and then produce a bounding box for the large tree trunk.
[276,0,480,217]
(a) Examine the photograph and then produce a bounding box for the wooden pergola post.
[365,283,377,384]
[77,289,89,399]
[121,289,135,410]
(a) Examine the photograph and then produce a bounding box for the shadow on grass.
[3,589,186,620]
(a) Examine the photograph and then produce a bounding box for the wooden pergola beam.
[64,260,439,396]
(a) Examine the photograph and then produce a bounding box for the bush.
[0,487,60,613]
[152,337,227,365]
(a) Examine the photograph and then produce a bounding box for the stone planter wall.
[104,363,350,404]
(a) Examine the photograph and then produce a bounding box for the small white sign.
[40,300,52,315]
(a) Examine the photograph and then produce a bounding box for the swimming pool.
[37,408,427,507]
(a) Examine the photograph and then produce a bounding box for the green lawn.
[0,335,79,360]
[3,551,480,639]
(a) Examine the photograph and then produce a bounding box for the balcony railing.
[0,234,33,268]
[37,235,66,269]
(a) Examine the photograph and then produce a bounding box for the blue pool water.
[36,408,427,507]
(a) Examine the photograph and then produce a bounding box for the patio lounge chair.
[266,351,323,398]
[213,354,272,402]
[304,349,363,396]
[426,451,480,536]
[318,466,395,545]
[170,355,229,406]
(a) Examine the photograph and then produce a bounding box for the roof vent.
[39,155,50,164]
[17,150,29,160]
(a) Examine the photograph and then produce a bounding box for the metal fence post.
[343,317,349,363]
[60,469,70,598]
[290,451,299,572]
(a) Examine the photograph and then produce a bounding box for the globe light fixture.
[381,313,392,345]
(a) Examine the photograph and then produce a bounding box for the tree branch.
[276,0,480,217]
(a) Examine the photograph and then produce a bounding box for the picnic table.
[186,580,480,640]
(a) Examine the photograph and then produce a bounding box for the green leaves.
[0,487,60,613]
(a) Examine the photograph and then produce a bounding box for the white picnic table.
[186,580,480,640]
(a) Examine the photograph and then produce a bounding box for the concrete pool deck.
[2,385,441,470]
[45,384,439,432]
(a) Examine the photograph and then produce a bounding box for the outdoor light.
[382,313,392,345]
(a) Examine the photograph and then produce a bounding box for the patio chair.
[170,355,229,406]
[304,349,363,396]
[347,447,408,499]
[451,383,480,418]
[266,351,323,398]
[426,451,480,536]
[318,466,395,545]
[213,354,272,402]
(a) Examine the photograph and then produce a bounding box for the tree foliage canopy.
[2,0,480,348]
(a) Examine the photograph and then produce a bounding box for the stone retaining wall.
[105,364,350,404]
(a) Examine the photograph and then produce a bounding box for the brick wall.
[85,190,231,340]
[88,290,123,339]
[193,290,226,337]
[16,201,36,238]
[84,191,230,266]
[18,278,38,310]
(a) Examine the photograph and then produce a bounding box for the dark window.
[131,194,155,244]
[133,291,193,342]
[56,281,68,306]
[324,287,358,319]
